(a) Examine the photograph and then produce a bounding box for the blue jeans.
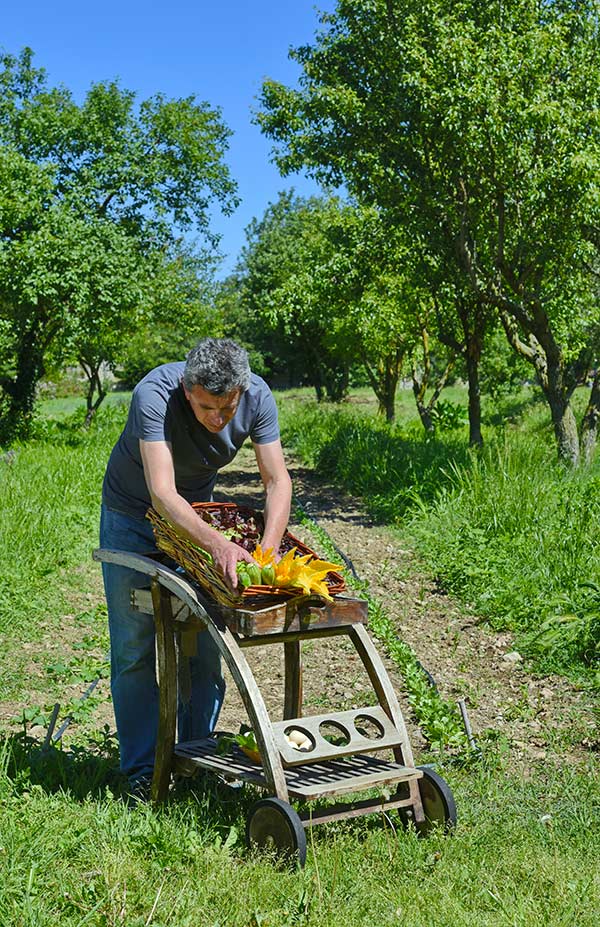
[99,504,225,781]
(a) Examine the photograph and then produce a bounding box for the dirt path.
[3,444,597,770]
[213,446,597,768]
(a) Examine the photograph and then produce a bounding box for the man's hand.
[211,536,256,591]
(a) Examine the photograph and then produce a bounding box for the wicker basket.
[146,501,346,608]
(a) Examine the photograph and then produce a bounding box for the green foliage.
[236,191,355,401]
[258,0,600,463]
[234,191,448,417]
[429,399,468,432]
[216,728,260,757]
[279,387,600,679]
[0,47,236,443]
[531,582,600,673]
[478,327,537,400]
[217,269,309,386]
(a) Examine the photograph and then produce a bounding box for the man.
[100,337,292,795]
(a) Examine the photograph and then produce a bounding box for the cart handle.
[92,547,212,625]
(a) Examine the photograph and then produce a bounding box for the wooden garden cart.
[93,547,456,866]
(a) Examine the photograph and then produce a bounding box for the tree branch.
[499,307,548,391]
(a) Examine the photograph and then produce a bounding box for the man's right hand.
[211,537,256,591]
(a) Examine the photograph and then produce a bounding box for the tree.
[73,244,221,423]
[0,48,237,443]
[237,191,354,401]
[238,190,454,423]
[307,201,420,422]
[428,275,492,446]
[257,0,600,464]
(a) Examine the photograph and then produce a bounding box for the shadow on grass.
[285,418,472,523]
[0,730,262,826]
[482,389,546,428]
[1,729,124,801]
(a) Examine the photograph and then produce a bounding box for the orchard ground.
[0,387,598,927]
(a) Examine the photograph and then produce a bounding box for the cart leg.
[218,624,290,801]
[151,579,178,803]
[349,623,415,766]
[283,641,303,720]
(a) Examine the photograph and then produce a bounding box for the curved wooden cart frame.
[93,548,427,829]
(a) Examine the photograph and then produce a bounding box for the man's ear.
[181,378,190,401]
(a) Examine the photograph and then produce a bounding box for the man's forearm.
[261,475,292,554]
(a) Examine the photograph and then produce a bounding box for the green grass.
[0,386,598,925]
[0,403,128,633]
[277,388,600,681]
[0,732,598,927]
[0,402,127,705]
[37,390,132,421]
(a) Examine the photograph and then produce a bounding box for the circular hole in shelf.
[318,720,351,747]
[353,714,385,740]
[283,726,315,752]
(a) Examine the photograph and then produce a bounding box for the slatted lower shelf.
[174,738,421,799]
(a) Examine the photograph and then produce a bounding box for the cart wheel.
[400,767,457,836]
[246,797,307,867]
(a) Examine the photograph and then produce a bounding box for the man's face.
[183,383,241,433]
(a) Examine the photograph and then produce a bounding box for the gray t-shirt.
[102,362,280,519]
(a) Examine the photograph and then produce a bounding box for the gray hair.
[183,338,251,394]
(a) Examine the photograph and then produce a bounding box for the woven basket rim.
[147,501,346,607]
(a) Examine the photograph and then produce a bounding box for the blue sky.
[1,1,335,276]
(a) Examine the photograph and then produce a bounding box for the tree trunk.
[0,328,45,445]
[378,391,396,423]
[454,298,484,448]
[302,340,324,401]
[411,325,435,433]
[465,341,483,448]
[323,364,349,402]
[498,306,580,465]
[545,388,580,466]
[377,357,400,423]
[411,321,455,434]
[414,397,435,432]
[80,357,108,427]
[362,350,403,423]
[84,378,107,427]
[539,349,580,466]
[580,371,600,465]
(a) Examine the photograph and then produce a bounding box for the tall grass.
[280,399,470,521]
[0,403,129,638]
[410,434,600,674]
[278,392,600,678]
